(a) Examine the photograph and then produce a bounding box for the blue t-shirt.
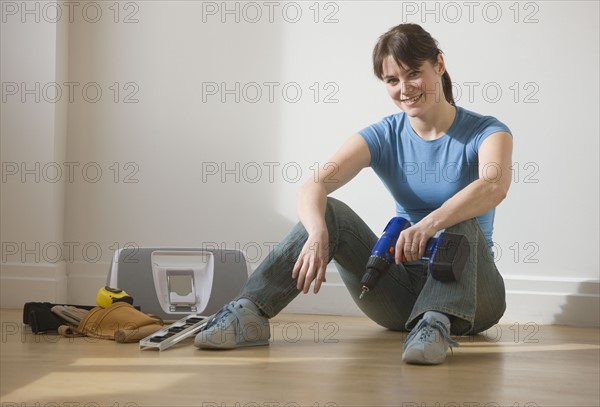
[359,106,511,245]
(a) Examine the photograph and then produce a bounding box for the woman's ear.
[436,53,446,76]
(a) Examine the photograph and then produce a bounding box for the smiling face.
[381,54,446,117]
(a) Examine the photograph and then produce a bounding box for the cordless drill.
[359,217,470,299]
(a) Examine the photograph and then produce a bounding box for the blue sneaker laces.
[202,301,265,343]
[403,317,459,352]
[203,301,239,328]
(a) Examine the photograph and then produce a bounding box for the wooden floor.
[1,309,598,407]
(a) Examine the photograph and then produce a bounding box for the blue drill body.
[359,217,467,299]
[369,217,410,263]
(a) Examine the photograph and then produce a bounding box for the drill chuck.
[359,256,392,299]
[359,217,410,300]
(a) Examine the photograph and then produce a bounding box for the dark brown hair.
[372,23,455,106]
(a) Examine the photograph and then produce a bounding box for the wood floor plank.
[1,309,598,407]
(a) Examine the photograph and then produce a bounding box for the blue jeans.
[238,197,506,335]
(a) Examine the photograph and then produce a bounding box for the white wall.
[1,0,69,305]
[1,1,598,326]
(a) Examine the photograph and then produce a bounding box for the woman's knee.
[325,196,352,219]
[445,217,481,238]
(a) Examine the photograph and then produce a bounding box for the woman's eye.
[386,78,399,85]
[408,71,420,78]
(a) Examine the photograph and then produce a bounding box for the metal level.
[139,313,209,351]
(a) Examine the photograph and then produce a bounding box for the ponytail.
[441,69,455,106]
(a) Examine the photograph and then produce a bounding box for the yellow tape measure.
[96,286,134,308]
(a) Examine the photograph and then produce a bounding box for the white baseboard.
[0,261,68,307]
[3,261,598,327]
[66,262,110,306]
[501,274,600,326]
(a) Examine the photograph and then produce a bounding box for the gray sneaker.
[194,301,270,349]
[402,311,459,365]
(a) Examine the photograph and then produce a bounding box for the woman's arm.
[396,131,513,262]
[292,133,371,293]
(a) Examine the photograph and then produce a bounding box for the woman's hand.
[293,134,370,294]
[291,230,330,294]
[395,220,437,263]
